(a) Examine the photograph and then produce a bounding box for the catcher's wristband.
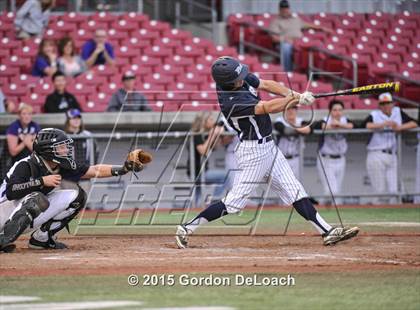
[111,165,128,176]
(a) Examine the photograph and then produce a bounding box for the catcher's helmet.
[211,56,249,89]
[33,128,76,170]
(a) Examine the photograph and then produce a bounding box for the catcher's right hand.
[124,149,153,172]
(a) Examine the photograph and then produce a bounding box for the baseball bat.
[313,82,400,98]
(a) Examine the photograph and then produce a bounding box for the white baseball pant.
[222,140,307,214]
[366,151,398,204]
[317,156,346,205]
[0,182,79,234]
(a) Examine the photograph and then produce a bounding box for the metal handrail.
[236,20,358,87]
[308,46,358,87]
[174,0,217,42]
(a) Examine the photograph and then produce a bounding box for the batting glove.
[299,92,315,106]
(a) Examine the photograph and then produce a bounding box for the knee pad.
[69,185,87,211]
[0,192,49,246]
[21,192,50,219]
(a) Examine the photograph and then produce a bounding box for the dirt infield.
[1,233,419,277]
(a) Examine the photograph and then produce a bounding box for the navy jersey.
[217,73,272,140]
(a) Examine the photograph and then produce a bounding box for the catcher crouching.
[0,128,152,252]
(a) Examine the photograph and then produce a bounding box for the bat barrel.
[313,82,400,99]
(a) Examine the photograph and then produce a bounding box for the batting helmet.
[211,56,249,89]
[33,128,76,170]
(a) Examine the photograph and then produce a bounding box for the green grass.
[1,271,419,310]
[73,206,420,235]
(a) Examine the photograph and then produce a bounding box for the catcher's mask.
[211,56,249,90]
[33,128,76,170]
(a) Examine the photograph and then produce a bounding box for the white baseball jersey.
[367,107,402,152]
[319,116,349,156]
[274,116,303,157]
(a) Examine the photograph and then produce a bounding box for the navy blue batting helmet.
[211,56,249,89]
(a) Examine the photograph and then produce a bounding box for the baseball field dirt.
[1,205,419,309]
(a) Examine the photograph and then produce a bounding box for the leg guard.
[39,185,86,237]
[0,192,49,246]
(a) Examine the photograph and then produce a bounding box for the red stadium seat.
[169,82,199,92]
[3,83,27,97]
[75,71,108,86]
[143,45,173,59]
[11,74,39,88]
[67,83,96,96]
[49,20,77,33]
[0,65,19,78]
[143,73,173,87]
[143,20,171,34]
[121,12,149,27]
[110,19,138,32]
[115,45,140,59]
[133,55,162,68]
[165,55,195,69]
[99,82,119,95]
[91,12,118,24]
[184,37,215,51]
[61,12,86,24]
[21,93,45,107]
[134,28,160,41]
[162,29,192,43]
[175,45,205,59]
[176,72,207,85]
[156,64,184,77]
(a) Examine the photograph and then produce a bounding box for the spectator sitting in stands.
[15,0,54,40]
[64,109,97,165]
[269,0,332,71]
[57,37,87,77]
[81,29,115,68]
[0,89,16,113]
[107,71,151,112]
[32,38,58,77]
[6,103,41,166]
[44,71,82,113]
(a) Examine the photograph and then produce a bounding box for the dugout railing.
[0,128,419,207]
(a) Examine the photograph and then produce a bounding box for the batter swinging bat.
[313,82,400,98]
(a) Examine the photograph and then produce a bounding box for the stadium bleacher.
[0,10,419,114]
[227,11,420,104]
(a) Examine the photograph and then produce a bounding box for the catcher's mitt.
[124,149,153,172]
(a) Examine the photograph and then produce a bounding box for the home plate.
[3,301,142,309]
[0,296,41,303]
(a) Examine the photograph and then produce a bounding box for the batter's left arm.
[258,79,295,97]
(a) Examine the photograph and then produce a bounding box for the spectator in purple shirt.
[31,38,58,77]
[81,29,115,68]
[6,103,41,165]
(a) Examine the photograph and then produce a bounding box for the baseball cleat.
[29,234,68,250]
[323,226,360,246]
[175,225,190,249]
[0,243,16,253]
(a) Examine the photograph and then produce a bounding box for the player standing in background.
[364,93,417,204]
[0,128,151,252]
[273,105,310,180]
[176,57,359,248]
[317,100,353,205]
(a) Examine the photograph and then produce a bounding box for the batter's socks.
[184,201,228,233]
[293,198,332,234]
